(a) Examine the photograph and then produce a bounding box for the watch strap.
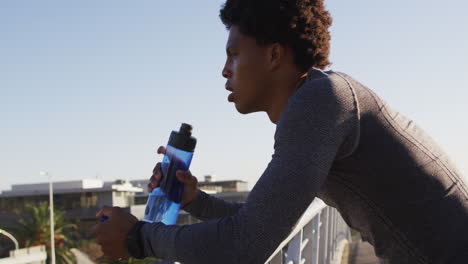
[126,221,146,259]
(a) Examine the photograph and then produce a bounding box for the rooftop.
[0,179,142,197]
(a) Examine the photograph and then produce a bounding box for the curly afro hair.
[220,0,333,71]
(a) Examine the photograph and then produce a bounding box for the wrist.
[126,221,146,259]
[182,189,201,209]
[191,189,201,203]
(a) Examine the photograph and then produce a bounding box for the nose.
[222,61,231,79]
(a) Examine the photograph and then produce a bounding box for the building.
[0,179,142,230]
[198,178,248,193]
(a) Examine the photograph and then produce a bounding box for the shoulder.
[275,70,361,159]
[278,70,360,126]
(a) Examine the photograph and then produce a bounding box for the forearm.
[182,190,243,221]
[141,216,240,263]
[139,159,332,264]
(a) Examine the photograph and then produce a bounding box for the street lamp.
[40,171,56,264]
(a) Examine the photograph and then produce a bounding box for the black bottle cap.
[168,123,197,152]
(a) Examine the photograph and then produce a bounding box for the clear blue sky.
[1,0,467,191]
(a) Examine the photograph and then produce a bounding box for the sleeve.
[182,190,243,221]
[139,76,360,264]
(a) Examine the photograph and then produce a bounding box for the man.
[93,0,468,263]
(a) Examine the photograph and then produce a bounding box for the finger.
[176,170,194,183]
[101,244,125,261]
[152,163,161,175]
[153,171,161,182]
[157,146,166,154]
[150,169,161,184]
[95,206,114,218]
[100,245,113,259]
[96,233,105,245]
[89,223,101,236]
[147,174,161,192]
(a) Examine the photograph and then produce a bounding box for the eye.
[226,48,237,57]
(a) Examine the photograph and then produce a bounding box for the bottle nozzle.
[180,123,193,136]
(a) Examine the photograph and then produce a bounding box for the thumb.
[96,206,114,219]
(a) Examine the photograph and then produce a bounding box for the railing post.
[285,230,302,264]
[311,214,320,264]
[330,209,336,261]
[333,210,337,259]
[318,207,329,264]
[301,220,314,264]
[328,210,333,262]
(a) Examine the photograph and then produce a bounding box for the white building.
[0,179,142,230]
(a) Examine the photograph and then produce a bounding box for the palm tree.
[13,202,78,264]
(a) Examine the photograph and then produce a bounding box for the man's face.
[222,26,272,114]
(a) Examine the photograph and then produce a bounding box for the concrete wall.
[97,191,133,208]
[0,245,47,264]
[97,192,113,208]
[112,191,129,207]
[130,204,146,220]
[236,182,249,192]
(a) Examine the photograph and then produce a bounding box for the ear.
[267,43,286,71]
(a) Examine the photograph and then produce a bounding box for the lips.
[225,84,234,102]
[228,92,235,102]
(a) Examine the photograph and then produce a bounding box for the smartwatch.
[126,221,146,259]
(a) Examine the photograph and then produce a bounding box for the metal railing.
[0,228,19,250]
[265,199,351,264]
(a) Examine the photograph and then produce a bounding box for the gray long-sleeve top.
[140,69,468,264]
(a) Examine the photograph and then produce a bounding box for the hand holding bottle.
[148,145,200,208]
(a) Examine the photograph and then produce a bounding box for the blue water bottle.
[143,123,197,224]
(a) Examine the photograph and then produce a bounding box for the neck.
[266,70,308,124]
